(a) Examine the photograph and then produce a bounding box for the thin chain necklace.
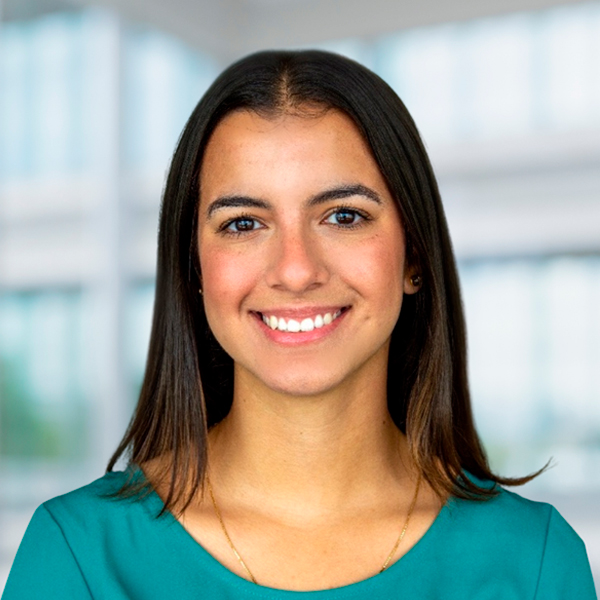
[206,475,422,585]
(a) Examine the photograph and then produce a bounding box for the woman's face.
[198,108,418,397]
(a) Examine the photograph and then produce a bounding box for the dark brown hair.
[108,49,545,513]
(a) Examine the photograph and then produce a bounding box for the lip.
[251,306,350,346]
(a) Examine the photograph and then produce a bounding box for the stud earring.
[410,274,422,287]
[198,287,203,295]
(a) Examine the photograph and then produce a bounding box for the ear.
[403,269,422,295]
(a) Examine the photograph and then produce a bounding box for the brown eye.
[335,210,356,224]
[324,208,367,227]
[223,217,260,234]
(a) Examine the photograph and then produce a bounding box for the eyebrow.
[206,196,269,218]
[205,184,382,219]
[308,184,382,207]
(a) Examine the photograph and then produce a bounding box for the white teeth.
[300,318,314,332]
[261,310,344,333]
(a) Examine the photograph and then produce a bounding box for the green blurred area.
[0,286,152,461]
[0,355,86,458]
[0,291,88,459]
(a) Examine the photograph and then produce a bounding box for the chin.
[249,365,350,398]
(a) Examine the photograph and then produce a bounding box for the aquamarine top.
[2,468,597,599]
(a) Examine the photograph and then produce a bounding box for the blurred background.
[1,0,599,592]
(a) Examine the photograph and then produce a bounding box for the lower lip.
[253,309,349,346]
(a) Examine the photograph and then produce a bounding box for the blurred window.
[461,257,600,491]
[374,1,600,144]
[0,290,88,460]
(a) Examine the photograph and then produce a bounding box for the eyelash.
[217,205,372,237]
[218,213,264,237]
[323,205,372,229]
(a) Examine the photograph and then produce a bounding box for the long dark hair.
[108,49,545,513]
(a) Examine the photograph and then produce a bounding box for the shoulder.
[4,470,152,600]
[448,474,577,547]
[44,468,136,510]
[36,468,173,574]
[423,478,597,598]
[5,470,207,599]
[445,475,591,577]
[451,479,554,528]
[41,468,157,537]
[46,468,132,503]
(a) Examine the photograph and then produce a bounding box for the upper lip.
[252,306,349,319]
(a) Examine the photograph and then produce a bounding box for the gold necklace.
[207,475,422,585]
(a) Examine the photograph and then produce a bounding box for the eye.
[220,216,262,235]
[323,207,370,228]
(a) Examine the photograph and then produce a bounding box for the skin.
[153,108,443,591]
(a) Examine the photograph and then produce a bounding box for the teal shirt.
[3,469,597,599]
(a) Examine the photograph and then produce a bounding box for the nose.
[265,225,329,293]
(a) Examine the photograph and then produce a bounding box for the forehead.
[199,109,387,202]
[206,107,367,149]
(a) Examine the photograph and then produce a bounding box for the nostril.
[266,247,329,292]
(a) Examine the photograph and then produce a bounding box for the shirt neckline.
[134,465,454,597]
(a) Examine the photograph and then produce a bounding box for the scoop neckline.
[134,466,454,598]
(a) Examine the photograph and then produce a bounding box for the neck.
[207,362,414,519]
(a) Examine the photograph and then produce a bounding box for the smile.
[260,309,344,333]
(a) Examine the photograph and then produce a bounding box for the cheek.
[337,233,405,302]
[199,244,260,315]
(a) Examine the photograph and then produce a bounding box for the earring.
[410,274,422,287]
[198,287,203,295]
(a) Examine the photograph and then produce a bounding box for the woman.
[3,50,596,599]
